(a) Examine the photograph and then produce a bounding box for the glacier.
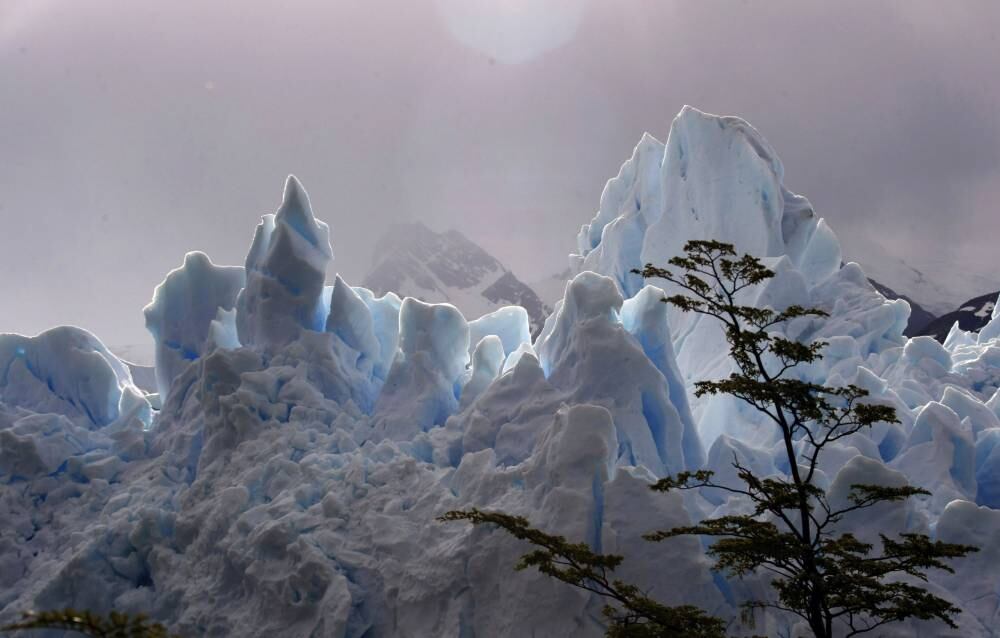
[2,106,1000,637]
[144,251,246,402]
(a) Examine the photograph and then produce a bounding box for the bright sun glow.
[434,0,590,64]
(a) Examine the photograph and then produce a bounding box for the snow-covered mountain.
[845,237,1000,317]
[920,291,1000,342]
[363,222,551,336]
[3,108,1000,638]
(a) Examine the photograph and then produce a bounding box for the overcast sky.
[2,0,999,345]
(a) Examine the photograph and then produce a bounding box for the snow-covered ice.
[236,175,334,353]
[2,106,1000,637]
[144,251,245,401]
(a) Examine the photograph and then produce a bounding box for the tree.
[2,609,180,638]
[443,240,978,638]
[634,240,977,637]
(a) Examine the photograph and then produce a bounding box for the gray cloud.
[1,0,998,344]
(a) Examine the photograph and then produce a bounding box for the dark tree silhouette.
[634,240,977,637]
[444,240,978,638]
[2,609,181,638]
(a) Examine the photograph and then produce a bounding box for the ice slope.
[2,107,1000,637]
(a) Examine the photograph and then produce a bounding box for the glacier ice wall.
[372,298,469,441]
[2,107,1000,637]
[144,251,245,401]
[0,326,149,430]
[573,107,908,449]
[236,175,334,353]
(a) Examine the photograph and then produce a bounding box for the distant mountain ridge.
[918,291,1000,343]
[846,237,1000,317]
[843,239,1000,341]
[363,222,551,335]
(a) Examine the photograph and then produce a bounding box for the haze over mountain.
[363,222,551,336]
[844,236,1000,317]
[3,1,1000,346]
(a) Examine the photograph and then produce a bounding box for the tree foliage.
[2,609,180,638]
[636,240,977,637]
[442,239,977,638]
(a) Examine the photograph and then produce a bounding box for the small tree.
[444,240,978,638]
[634,240,977,637]
[2,609,180,638]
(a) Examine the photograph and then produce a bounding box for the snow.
[572,108,863,446]
[620,285,695,434]
[975,429,1000,508]
[826,455,918,544]
[2,107,1000,637]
